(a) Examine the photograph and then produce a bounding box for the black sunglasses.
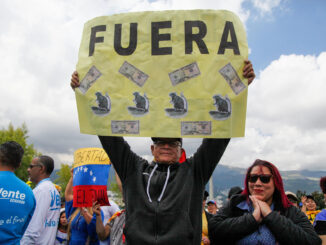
[28,164,42,169]
[248,174,272,184]
[154,141,181,148]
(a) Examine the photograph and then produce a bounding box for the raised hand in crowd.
[92,201,111,241]
[65,168,74,202]
[243,59,255,85]
[92,201,102,217]
[70,71,79,90]
[301,195,308,213]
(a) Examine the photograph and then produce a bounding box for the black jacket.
[205,210,214,222]
[208,194,321,245]
[99,136,229,245]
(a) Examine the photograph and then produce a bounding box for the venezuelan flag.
[73,148,111,207]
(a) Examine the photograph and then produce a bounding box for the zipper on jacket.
[154,202,159,244]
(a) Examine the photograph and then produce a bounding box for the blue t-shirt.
[65,200,103,245]
[0,171,36,245]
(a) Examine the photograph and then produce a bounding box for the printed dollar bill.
[181,121,211,135]
[111,120,139,134]
[119,61,149,87]
[79,66,102,94]
[169,62,201,86]
[219,63,246,95]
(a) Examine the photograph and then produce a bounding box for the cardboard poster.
[75,10,248,138]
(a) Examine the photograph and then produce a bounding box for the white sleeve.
[21,188,51,245]
[109,200,120,215]
[102,200,120,225]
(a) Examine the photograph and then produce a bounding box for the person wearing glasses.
[21,156,61,245]
[208,159,321,245]
[0,141,36,244]
[70,60,255,245]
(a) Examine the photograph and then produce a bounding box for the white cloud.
[250,53,326,131]
[222,52,326,170]
[251,0,282,14]
[0,0,307,172]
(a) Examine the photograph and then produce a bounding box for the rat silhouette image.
[127,92,149,116]
[209,94,231,120]
[165,92,188,118]
[91,92,111,116]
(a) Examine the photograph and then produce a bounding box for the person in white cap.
[285,191,299,207]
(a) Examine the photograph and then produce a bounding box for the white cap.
[285,191,298,201]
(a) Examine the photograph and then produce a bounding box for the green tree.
[107,177,123,207]
[310,191,325,210]
[54,163,72,196]
[0,123,39,181]
[296,190,307,202]
[109,181,123,199]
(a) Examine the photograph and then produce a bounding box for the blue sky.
[0,0,325,171]
[247,0,326,71]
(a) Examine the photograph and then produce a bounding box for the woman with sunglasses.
[208,159,321,245]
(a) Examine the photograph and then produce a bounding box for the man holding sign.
[71,59,254,245]
[71,9,255,245]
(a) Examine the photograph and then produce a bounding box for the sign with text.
[75,10,248,138]
[73,148,111,207]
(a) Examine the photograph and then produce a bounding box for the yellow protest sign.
[73,148,110,168]
[75,10,248,138]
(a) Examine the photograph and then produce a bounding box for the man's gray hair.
[38,155,54,175]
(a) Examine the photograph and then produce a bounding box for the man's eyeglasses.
[154,141,181,148]
[248,174,272,184]
[28,164,42,169]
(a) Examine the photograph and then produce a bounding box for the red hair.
[242,159,292,209]
[320,176,326,194]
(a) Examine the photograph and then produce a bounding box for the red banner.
[73,185,109,207]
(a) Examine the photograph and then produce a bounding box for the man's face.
[207,203,218,214]
[27,158,43,183]
[151,138,182,164]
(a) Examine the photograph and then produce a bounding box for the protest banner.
[75,10,248,138]
[72,148,111,207]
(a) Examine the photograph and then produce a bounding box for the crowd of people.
[0,59,325,245]
[1,140,326,244]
